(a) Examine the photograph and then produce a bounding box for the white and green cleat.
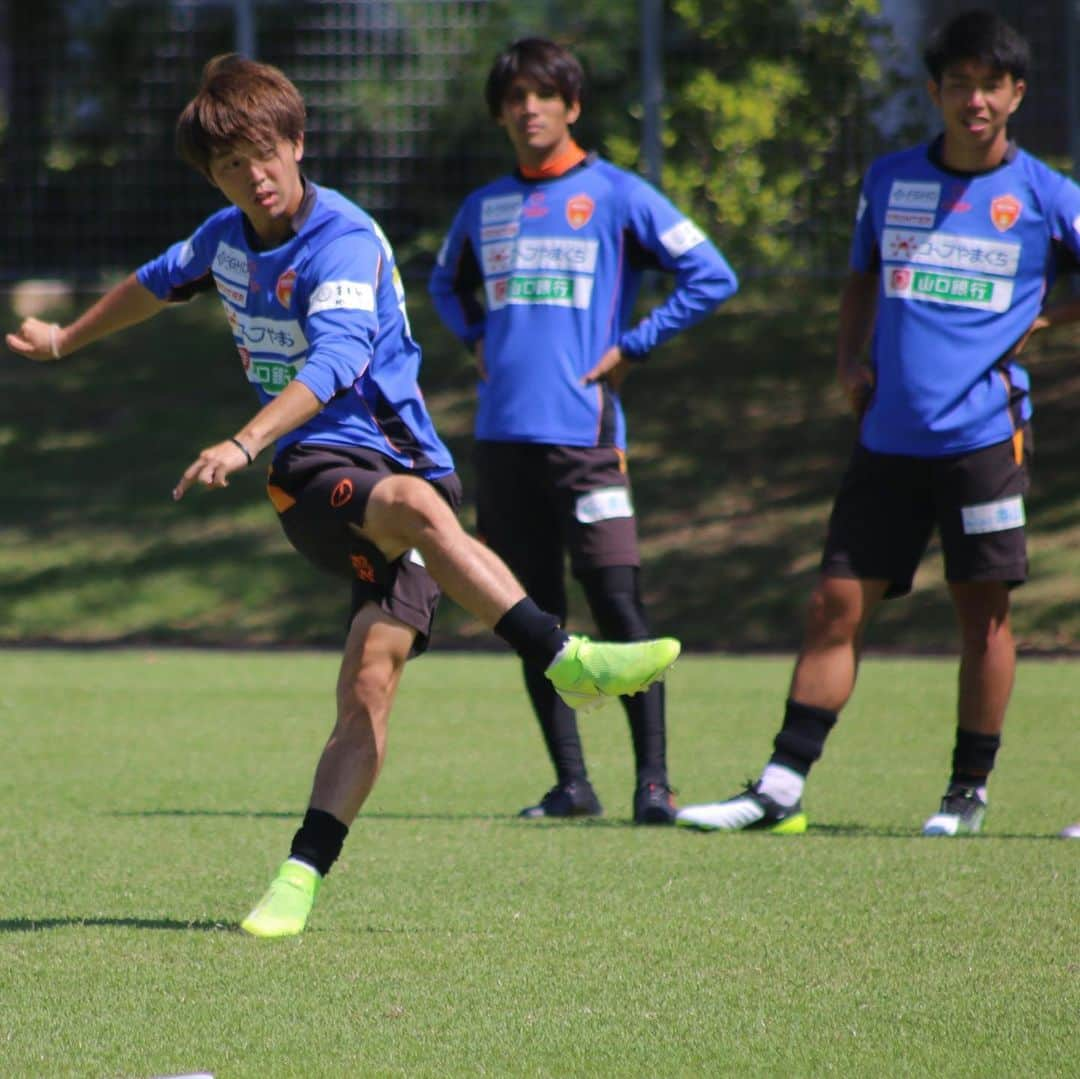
[545,634,681,714]
[241,859,321,938]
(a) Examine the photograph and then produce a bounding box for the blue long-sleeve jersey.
[852,139,1080,456]
[137,181,454,476]
[428,155,738,448]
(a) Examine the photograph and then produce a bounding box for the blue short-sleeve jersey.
[852,139,1080,456]
[137,182,454,475]
[428,155,738,449]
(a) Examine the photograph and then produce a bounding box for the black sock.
[523,660,588,785]
[289,808,349,877]
[624,682,667,787]
[950,729,1000,788]
[495,598,568,666]
[768,698,838,777]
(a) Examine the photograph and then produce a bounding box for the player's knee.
[369,474,450,546]
[804,580,862,644]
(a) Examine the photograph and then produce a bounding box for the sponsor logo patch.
[884,208,935,228]
[660,219,706,257]
[480,241,515,275]
[566,193,595,229]
[212,241,250,286]
[214,277,247,307]
[990,194,1022,232]
[485,274,594,310]
[514,237,599,273]
[227,311,307,358]
[885,267,1012,311]
[575,486,634,525]
[308,280,375,317]
[888,180,941,210]
[481,222,520,242]
[882,229,1020,277]
[481,194,523,224]
[961,495,1025,535]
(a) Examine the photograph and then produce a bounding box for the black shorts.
[267,442,462,654]
[474,441,640,576]
[821,430,1030,598]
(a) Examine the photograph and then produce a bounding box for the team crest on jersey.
[275,268,297,308]
[990,194,1021,232]
[566,194,595,230]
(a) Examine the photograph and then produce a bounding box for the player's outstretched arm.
[172,379,323,500]
[5,273,168,361]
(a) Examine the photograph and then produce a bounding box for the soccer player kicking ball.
[5,55,679,937]
[429,38,737,825]
[678,10,1080,837]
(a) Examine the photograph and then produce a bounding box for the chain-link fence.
[1,0,1074,283]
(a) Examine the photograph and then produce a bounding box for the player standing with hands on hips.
[6,54,681,936]
[429,38,737,824]
[678,9,1080,837]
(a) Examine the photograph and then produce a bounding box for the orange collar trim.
[520,141,587,180]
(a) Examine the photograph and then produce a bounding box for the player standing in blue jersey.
[678,9,1080,837]
[429,38,738,825]
[5,54,682,935]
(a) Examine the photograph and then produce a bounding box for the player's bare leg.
[678,576,887,833]
[923,581,1013,836]
[309,606,414,823]
[950,581,1014,736]
[788,576,889,710]
[242,607,413,938]
[362,474,526,626]
[362,475,680,709]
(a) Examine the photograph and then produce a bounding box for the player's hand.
[583,346,630,392]
[473,338,488,381]
[839,362,874,418]
[172,439,252,500]
[6,317,63,361]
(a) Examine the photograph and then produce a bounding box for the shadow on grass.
[6,284,1080,649]
[0,917,233,933]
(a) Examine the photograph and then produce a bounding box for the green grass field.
[1,649,1077,1078]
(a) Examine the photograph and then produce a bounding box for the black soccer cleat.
[633,782,677,825]
[519,779,603,819]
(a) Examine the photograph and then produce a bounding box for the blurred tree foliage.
[605,0,884,271]
[2,0,886,278]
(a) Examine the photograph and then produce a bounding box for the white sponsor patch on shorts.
[575,486,634,525]
[961,495,1025,535]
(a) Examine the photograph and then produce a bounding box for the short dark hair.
[176,53,306,178]
[923,9,1029,83]
[484,37,585,118]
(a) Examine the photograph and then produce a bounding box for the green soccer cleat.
[545,634,681,714]
[240,859,321,938]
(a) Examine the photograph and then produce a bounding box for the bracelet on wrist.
[229,436,254,465]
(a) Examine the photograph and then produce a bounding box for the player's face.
[497,76,581,168]
[208,137,305,244]
[928,60,1025,166]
